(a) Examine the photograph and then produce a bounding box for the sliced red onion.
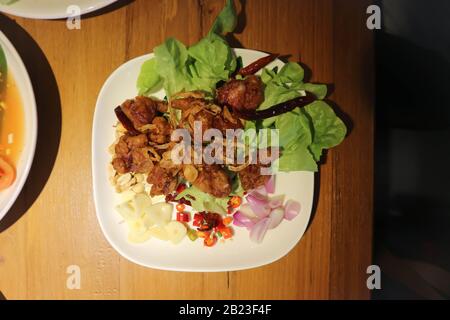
[232,216,247,228]
[284,200,301,221]
[268,195,285,209]
[233,211,256,228]
[267,208,285,229]
[246,194,271,218]
[252,186,267,198]
[249,218,270,244]
[265,175,276,194]
[238,203,258,219]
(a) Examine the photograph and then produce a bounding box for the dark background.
[373,0,450,299]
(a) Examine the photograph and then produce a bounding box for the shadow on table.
[0,15,61,233]
[224,0,247,48]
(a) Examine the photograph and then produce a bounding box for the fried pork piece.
[213,106,243,135]
[190,109,215,132]
[171,96,207,111]
[149,116,172,144]
[171,91,206,110]
[123,134,148,149]
[129,148,154,173]
[155,100,169,113]
[112,134,153,174]
[238,164,270,191]
[120,96,168,130]
[172,96,217,133]
[147,164,179,196]
[111,157,130,175]
[216,75,264,111]
[193,165,232,198]
[172,95,241,134]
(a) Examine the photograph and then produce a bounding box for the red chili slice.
[176,212,190,222]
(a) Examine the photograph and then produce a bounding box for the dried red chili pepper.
[234,93,316,120]
[238,53,279,76]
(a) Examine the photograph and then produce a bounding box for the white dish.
[0,31,37,222]
[92,48,314,272]
[0,0,117,20]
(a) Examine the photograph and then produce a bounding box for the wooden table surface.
[0,0,374,300]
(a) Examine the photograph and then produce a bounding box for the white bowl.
[0,31,37,222]
[0,0,118,20]
[92,49,314,272]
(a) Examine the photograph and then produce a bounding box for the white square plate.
[92,48,314,272]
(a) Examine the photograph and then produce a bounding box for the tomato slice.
[219,226,233,239]
[228,196,242,209]
[197,231,210,239]
[176,203,186,212]
[222,217,233,226]
[204,234,218,247]
[0,156,15,190]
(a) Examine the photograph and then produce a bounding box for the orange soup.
[0,74,24,165]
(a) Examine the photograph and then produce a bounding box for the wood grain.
[0,0,374,300]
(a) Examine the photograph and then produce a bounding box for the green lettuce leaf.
[208,0,237,36]
[262,82,302,110]
[261,67,277,84]
[188,33,236,92]
[295,83,328,100]
[176,186,229,215]
[304,101,347,161]
[253,62,346,171]
[153,38,193,97]
[269,62,305,85]
[277,142,318,172]
[275,109,318,172]
[259,62,328,127]
[252,61,345,172]
[274,109,305,148]
[187,0,237,92]
[274,101,346,172]
[260,63,305,127]
[137,58,161,95]
[136,0,237,97]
